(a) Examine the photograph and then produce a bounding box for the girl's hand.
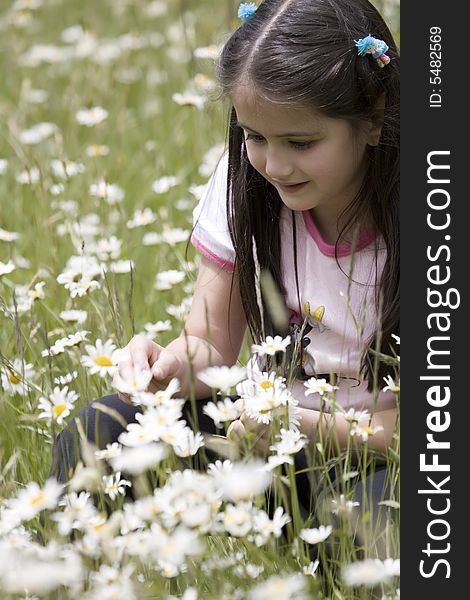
[114,334,182,404]
[227,411,271,457]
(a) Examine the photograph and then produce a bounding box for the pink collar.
[302,211,377,257]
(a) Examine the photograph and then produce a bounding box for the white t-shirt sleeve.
[191,150,236,272]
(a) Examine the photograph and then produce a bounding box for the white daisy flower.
[0,158,8,174]
[112,363,153,395]
[172,91,206,110]
[126,208,157,228]
[350,423,384,442]
[202,397,242,428]
[330,493,360,515]
[194,44,221,59]
[304,376,338,397]
[247,573,307,600]
[85,144,109,157]
[89,179,124,204]
[37,386,79,425]
[213,460,272,502]
[0,359,35,396]
[95,442,122,461]
[0,260,15,276]
[7,479,63,521]
[151,175,180,194]
[102,471,131,500]
[19,122,57,145]
[50,159,86,179]
[270,428,308,456]
[76,106,108,127]
[383,374,400,393]
[172,429,205,458]
[16,166,40,184]
[80,338,120,378]
[155,269,186,290]
[0,227,20,241]
[197,365,247,395]
[223,502,253,537]
[341,558,395,587]
[251,335,291,356]
[59,309,88,324]
[299,524,333,544]
[110,443,167,476]
[54,371,78,385]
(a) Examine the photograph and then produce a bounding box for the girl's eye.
[245,134,314,151]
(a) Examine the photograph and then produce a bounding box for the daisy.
[54,371,78,385]
[19,122,56,145]
[248,573,307,600]
[80,338,120,378]
[51,491,96,536]
[302,560,320,577]
[142,319,172,338]
[202,397,242,427]
[155,269,186,290]
[110,443,167,476]
[213,460,272,502]
[75,106,108,127]
[59,309,87,324]
[383,374,400,393]
[251,335,291,356]
[7,479,63,521]
[350,423,384,442]
[0,359,35,396]
[0,260,15,276]
[172,91,206,110]
[304,376,338,397]
[102,471,131,500]
[0,227,20,241]
[338,407,371,423]
[299,524,333,544]
[95,442,122,461]
[112,363,153,394]
[66,278,101,298]
[193,44,221,60]
[89,179,124,204]
[197,365,247,394]
[330,493,360,515]
[85,144,109,157]
[37,386,79,425]
[126,208,157,228]
[341,558,394,587]
[151,175,180,194]
[0,158,8,174]
[270,428,308,455]
[252,506,291,546]
[50,159,86,179]
[16,166,40,184]
[172,429,205,457]
[223,502,253,537]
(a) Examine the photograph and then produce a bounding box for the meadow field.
[0,0,400,598]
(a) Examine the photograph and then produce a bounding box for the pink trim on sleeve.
[191,234,236,273]
[302,211,377,257]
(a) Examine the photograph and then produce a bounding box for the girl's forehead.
[231,87,327,133]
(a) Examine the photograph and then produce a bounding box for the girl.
[50,0,399,542]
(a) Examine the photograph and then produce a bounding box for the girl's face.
[232,87,375,236]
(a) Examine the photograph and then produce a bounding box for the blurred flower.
[126,208,157,228]
[0,260,15,276]
[247,573,307,600]
[102,471,131,500]
[302,560,320,577]
[211,460,272,502]
[155,269,185,290]
[251,335,291,356]
[16,166,40,184]
[80,338,120,378]
[50,159,86,179]
[85,144,110,157]
[304,376,338,397]
[54,371,79,385]
[197,365,247,395]
[76,106,108,127]
[51,491,96,536]
[142,320,172,338]
[252,506,291,546]
[59,309,88,324]
[38,386,79,425]
[330,493,360,515]
[0,159,8,174]
[110,443,167,476]
[337,407,370,423]
[95,442,122,461]
[341,558,397,587]
[299,525,333,544]
[173,429,204,457]
[89,179,124,204]
[19,122,57,145]
[0,227,20,242]
[151,175,180,194]
[7,479,63,521]
[172,91,206,110]
[223,502,252,537]
[237,371,292,424]
[202,397,242,428]
[113,363,153,394]
[194,44,221,60]
[350,423,384,442]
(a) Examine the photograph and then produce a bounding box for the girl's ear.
[366,93,386,147]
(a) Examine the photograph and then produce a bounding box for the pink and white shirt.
[191,151,397,413]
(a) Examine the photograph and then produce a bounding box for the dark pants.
[49,393,397,557]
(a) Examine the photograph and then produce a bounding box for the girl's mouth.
[276,181,309,193]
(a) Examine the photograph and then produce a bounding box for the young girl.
[50,0,399,533]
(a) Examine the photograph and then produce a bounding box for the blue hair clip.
[238,2,258,22]
[355,34,390,68]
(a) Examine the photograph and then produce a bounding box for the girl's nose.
[264,147,294,181]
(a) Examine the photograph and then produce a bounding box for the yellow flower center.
[95,355,113,367]
[31,492,45,506]
[53,404,67,418]
[260,380,273,390]
[9,372,21,384]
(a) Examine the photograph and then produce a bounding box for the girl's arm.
[298,406,399,463]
